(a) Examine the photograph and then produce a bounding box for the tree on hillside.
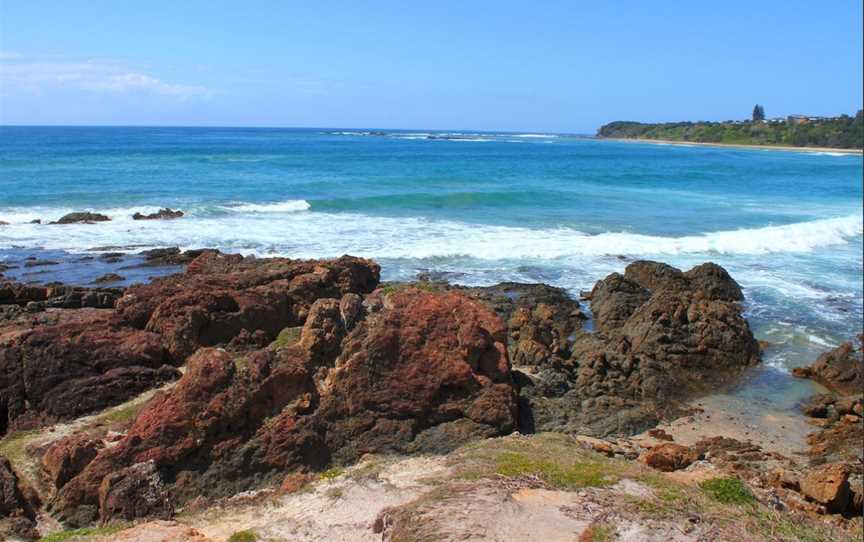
[752,104,765,121]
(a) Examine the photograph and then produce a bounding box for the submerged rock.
[132,208,184,220]
[94,273,125,284]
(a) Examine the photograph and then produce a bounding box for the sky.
[0,1,862,132]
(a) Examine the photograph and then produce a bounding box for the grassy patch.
[381,282,440,296]
[271,326,302,350]
[37,525,126,542]
[227,530,258,542]
[319,467,344,480]
[95,400,145,426]
[699,477,755,505]
[0,429,40,469]
[495,451,614,488]
[451,433,629,489]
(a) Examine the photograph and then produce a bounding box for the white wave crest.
[1,205,859,261]
[219,200,311,213]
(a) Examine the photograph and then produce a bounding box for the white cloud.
[0,54,214,101]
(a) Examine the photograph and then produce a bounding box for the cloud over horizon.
[0,52,214,102]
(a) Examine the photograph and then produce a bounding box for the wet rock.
[22,259,59,268]
[132,208,184,220]
[792,338,863,395]
[94,273,125,284]
[799,463,850,513]
[28,220,40,225]
[639,443,700,472]
[134,247,212,267]
[0,221,8,226]
[98,461,173,522]
[41,434,105,490]
[52,212,111,224]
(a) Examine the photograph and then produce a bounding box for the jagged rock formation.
[0,252,380,435]
[52,288,516,524]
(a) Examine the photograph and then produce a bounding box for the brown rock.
[41,434,104,489]
[639,443,700,472]
[793,339,864,395]
[98,461,173,522]
[799,463,851,513]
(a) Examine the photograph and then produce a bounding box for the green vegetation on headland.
[598,108,864,149]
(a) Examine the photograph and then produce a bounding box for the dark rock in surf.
[94,273,125,284]
[51,212,111,225]
[132,208,184,221]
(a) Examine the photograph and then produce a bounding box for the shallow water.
[1,126,862,414]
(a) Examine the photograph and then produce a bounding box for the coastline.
[600,137,864,155]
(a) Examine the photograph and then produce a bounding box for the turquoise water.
[1,126,862,406]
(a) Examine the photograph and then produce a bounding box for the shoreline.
[601,137,864,154]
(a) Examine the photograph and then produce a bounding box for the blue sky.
[0,1,861,132]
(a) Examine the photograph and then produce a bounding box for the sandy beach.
[602,137,863,154]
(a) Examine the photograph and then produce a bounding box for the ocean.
[1,126,862,414]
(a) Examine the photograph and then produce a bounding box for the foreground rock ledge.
[0,255,763,531]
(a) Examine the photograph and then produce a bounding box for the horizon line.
[0,123,593,136]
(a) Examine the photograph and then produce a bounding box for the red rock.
[0,312,178,433]
[639,443,700,472]
[799,463,851,513]
[41,434,104,489]
[55,289,517,521]
[280,472,315,493]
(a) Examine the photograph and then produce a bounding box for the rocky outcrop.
[41,434,105,490]
[51,212,111,224]
[518,261,759,436]
[793,338,863,395]
[52,288,516,524]
[117,252,380,359]
[0,311,179,432]
[0,456,38,541]
[98,461,173,522]
[132,208,184,220]
[1,253,381,436]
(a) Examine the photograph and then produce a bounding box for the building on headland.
[786,114,843,124]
